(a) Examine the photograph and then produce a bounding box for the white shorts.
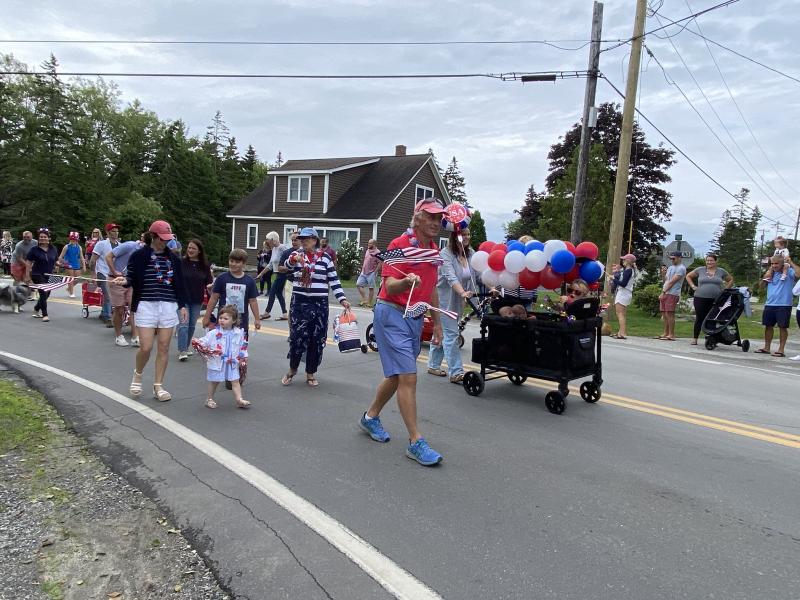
[135,300,180,329]
[615,288,633,307]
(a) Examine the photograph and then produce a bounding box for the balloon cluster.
[470,238,605,291]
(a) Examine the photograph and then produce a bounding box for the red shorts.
[10,262,25,281]
[659,293,680,313]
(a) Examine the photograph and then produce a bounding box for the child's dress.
[194,327,248,382]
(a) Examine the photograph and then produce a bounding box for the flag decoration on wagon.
[404,301,459,320]
[30,274,76,292]
[376,247,443,267]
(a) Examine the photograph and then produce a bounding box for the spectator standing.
[85,228,102,262]
[11,231,36,284]
[656,252,687,341]
[358,198,446,467]
[610,253,638,339]
[57,231,86,298]
[90,223,121,324]
[1,230,13,276]
[356,239,381,308]
[755,255,796,357]
[281,227,350,387]
[256,239,272,296]
[686,253,733,346]
[107,235,145,347]
[257,231,288,319]
[320,237,337,266]
[177,239,213,361]
[25,228,58,322]
[262,233,296,321]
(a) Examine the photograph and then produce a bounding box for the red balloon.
[539,265,564,290]
[588,282,600,291]
[518,269,541,290]
[575,241,599,261]
[565,264,581,282]
[564,241,576,253]
[478,241,496,253]
[493,243,507,253]
[487,250,507,271]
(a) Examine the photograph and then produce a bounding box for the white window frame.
[439,237,449,250]
[316,227,361,250]
[246,224,259,249]
[283,224,297,244]
[288,176,311,203]
[415,185,434,202]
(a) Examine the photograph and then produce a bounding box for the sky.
[2,0,798,254]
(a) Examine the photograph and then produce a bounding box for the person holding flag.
[25,228,58,322]
[358,197,446,467]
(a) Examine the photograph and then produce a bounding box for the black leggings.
[693,296,716,339]
[259,272,273,294]
[1,261,9,276]
[31,274,50,317]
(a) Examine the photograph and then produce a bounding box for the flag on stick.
[30,274,75,292]
[377,247,443,267]
[404,302,459,320]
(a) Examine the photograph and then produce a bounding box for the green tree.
[442,156,469,208]
[716,188,760,282]
[108,192,163,237]
[469,210,487,248]
[505,185,544,240]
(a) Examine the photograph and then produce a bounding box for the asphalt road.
[1,287,799,600]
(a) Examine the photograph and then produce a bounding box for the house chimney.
[395,144,407,157]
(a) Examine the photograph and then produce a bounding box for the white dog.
[0,281,31,313]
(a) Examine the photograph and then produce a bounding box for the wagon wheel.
[365,323,378,352]
[82,306,89,319]
[741,339,750,353]
[545,391,566,415]
[704,338,716,351]
[463,371,484,396]
[458,334,465,348]
[360,344,368,353]
[579,381,601,403]
[507,373,527,386]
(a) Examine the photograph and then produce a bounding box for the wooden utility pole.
[794,206,800,240]
[605,0,647,276]
[570,1,604,243]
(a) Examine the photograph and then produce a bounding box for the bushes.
[633,283,663,317]
[337,238,362,280]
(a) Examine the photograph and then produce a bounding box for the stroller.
[701,288,750,352]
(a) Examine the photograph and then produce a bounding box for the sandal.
[205,398,218,409]
[427,368,447,377]
[236,398,252,408]
[281,372,295,386]
[306,376,319,387]
[449,373,465,384]
[755,348,770,354]
[772,352,785,357]
[611,334,627,339]
[153,384,172,402]
[276,315,288,321]
[690,340,698,346]
[261,313,271,319]
[129,370,143,398]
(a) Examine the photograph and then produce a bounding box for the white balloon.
[481,268,500,289]
[596,261,605,276]
[524,249,547,272]
[543,239,567,262]
[498,270,519,290]
[503,250,526,274]
[471,250,489,272]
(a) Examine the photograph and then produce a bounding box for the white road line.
[0,350,442,600]
[669,355,722,365]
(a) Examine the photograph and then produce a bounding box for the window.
[317,228,360,251]
[283,225,297,244]
[439,237,449,250]
[415,185,434,202]
[246,224,258,249]
[288,176,311,202]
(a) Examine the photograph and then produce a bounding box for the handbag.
[332,308,364,353]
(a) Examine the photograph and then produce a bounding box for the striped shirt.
[285,251,346,303]
[138,252,178,304]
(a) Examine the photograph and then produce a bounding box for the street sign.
[663,237,695,267]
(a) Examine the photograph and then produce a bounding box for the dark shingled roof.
[271,157,377,172]
[229,154,432,219]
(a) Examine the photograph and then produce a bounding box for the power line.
[600,75,785,227]
[685,0,799,196]
[644,45,793,221]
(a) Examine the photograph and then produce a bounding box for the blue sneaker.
[406,438,443,466]
[359,413,390,442]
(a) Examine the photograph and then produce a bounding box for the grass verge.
[0,379,52,453]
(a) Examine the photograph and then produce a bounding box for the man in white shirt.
[89,223,120,324]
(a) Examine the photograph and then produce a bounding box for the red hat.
[105,223,120,232]
[414,197,446,214]
[148,220,174,241]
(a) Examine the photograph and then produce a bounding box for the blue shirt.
[212,272,259,332]
[765,267,796,306]
[110,241,142,275]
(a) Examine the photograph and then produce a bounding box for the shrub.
[633,283,663,317]
[337,238,362,280]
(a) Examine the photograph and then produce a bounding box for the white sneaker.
[69,293,76,298]
[115,335,129,347]
[130,337,140,347]
[789,355,800,361]
[185,349,195,356]
[178,352,188,362]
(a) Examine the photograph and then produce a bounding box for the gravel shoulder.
[0,369,230,600]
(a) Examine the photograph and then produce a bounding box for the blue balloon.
[550,249,576,274]
[507,241,525,253]
[579,260,602,283]
[530,241,545,251]
[524,240,538,254]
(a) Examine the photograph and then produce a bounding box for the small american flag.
[404,301,459,320]
[377,247,443,267]
[30,274,75,292]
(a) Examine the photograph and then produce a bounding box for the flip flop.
[281,372,295,386]
[755,348,770,354]
[276,315,288,321]
[772,352,785,357]
[306,377,319,387]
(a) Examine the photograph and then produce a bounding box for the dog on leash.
[0,281,31,313]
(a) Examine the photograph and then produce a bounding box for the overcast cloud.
[2,0,798,253]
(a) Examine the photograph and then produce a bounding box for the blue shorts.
[357,271,377,288]
[373,302,423,377]
[762,305,791,329]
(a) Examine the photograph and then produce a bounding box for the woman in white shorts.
[114,221,188,401]
[610,253,637,339]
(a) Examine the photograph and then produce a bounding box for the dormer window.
[288,176,311,202]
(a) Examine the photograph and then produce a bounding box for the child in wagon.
[192,304,250,409]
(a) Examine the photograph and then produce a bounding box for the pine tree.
[716,188,761,282]
[442,156,469,207]
[505,185,544,239]
[469,210,487,249]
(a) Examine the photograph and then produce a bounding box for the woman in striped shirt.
[281,227,351,387]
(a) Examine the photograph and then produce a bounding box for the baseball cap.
[414,197,446,214]
[669,251,682,258]
[297,227,320,239]
[148,220,174,241]
[620,253,637,262]
[105,223,120,232]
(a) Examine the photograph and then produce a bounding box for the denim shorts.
[373,302,423,377]
[356,271,377,288]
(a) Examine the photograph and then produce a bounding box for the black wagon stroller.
[701,288,750,352]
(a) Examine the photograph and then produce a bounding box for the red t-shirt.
[378,232,439,307]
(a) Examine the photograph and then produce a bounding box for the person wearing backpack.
[611,253,638,339]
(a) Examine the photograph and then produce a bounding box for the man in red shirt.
[358,198,446,466]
